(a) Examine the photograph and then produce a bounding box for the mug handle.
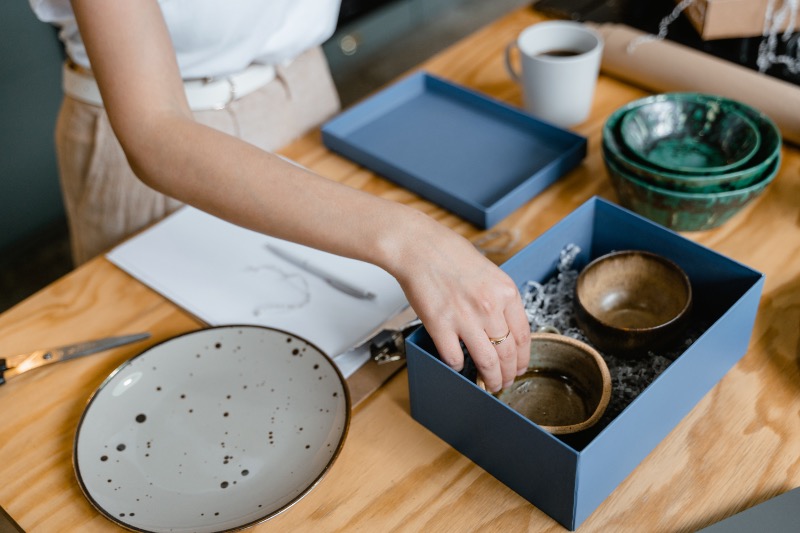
[505,41,521,83]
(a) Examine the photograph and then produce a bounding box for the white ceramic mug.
[505,21,603,127]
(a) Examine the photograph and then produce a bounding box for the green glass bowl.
[603,93,781,193]
[619,96,760,174]
[603,145,779,232]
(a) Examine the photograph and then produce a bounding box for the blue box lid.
[322,72,587,228]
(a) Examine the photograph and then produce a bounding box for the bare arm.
[71,0,530,391]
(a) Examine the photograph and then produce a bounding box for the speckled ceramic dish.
[73,325,350,533]
[619,95,760,174]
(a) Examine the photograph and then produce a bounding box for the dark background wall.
[0,1,65,252]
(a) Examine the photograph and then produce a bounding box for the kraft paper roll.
[590,22,800,146]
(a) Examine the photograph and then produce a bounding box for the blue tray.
[321,72,587,229]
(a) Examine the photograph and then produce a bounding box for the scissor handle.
[0,358,7,385]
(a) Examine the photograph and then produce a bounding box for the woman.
[29,0,530,393]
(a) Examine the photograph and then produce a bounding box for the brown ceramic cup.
[574,250,692,356]
[480,332,612,434]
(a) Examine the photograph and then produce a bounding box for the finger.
[461,328,502,392]
[490,327,518,390]
[505,303,532,376]
[427,327,466,372]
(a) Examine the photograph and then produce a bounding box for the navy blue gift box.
[406,197,764,530]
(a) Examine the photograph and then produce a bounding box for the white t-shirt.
[29,0,341,79]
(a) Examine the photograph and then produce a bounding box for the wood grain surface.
[2,7,800,532]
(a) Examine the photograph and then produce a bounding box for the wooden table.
[3,7,800,532]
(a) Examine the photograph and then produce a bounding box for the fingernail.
[517,367,527,376]
[503,380,514,389]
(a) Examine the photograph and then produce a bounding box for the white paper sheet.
[107,207,408,377]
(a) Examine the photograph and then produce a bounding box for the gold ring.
[488,330,511,346]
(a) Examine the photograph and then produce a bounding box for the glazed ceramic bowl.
[604,145,779,231]
[619,95,760,174]
[603,93,781,194]
[480,332,611,434]
[575,250,692,357]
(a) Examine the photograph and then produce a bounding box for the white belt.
[62,62,277,111]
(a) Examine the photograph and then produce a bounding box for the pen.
[265,243,376,300]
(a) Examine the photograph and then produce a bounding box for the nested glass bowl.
[619,95,760,175]
[603,93,781,194]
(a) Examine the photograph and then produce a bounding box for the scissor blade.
[3,332,151,381]
[56,332,151,361]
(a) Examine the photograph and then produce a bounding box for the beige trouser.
[55,47,340,266]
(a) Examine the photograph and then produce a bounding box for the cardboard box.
[681,0,800,40]
[406,197,764,530]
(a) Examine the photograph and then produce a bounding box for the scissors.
[0,332,150,385]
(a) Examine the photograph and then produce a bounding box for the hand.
[390,219,531,393]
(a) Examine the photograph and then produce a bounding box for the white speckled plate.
[74,325,350,532]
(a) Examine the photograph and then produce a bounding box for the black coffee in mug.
[537,49,582,58]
